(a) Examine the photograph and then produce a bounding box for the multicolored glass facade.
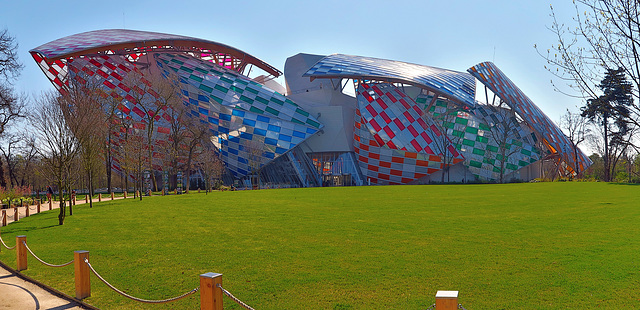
[354,83,464,184]
[304,54,477,107]
[304,55,591,182]
[30,29,319,180]
[468,62,591,174]
[154,53,322,177]
[30,29,590,186]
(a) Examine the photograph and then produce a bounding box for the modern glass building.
[31,30,591,187]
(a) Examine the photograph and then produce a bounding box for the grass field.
[0,182,638,309]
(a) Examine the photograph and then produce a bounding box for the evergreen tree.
[581,68,634,181]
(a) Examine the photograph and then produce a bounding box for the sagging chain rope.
[0,235,15,250]
[217,283,256,310]
[22,241,73,268]
[84,258,199,304]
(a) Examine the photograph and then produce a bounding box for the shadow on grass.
[1,224,59,235]
[609,182,640,186]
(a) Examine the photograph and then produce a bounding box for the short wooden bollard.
[49,198,52,211]
[16,235,27,271]
[162,189,165,196]
[435,291,458,310]
[37,200,41,213]
[25,205,29,217]
[200,272,223,310]
[2,210,6,226]
[13,208,18,222]
[74,251,91,299]
[198,188,201,193]
[135,190,139,198]
[98,193,101,202]
[124,191,127,199]
[111,192,114,200]
[85,195,89,203]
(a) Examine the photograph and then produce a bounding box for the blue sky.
[1,0,581,123]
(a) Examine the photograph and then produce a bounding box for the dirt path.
[0,193,134,309]
[1,194,130,226]
[0,260,96,309]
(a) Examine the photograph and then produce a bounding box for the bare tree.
[0,133,20,186]
[60,79,106,208]
[31,91,79,225]
[98,92,122,194]
[119,124,147,200]
[243,139,265,189]
[540,1,640,126]
[196,147,225,193]
[485,104,524,183]
[13,135,38,187]
[161,97,189,190]
[560,109,591,177]
[121,71,182,191]
[430,100,464,183]
[0,29,28,186]
[178,106,211,193]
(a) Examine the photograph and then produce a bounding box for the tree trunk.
[106,134,112,194]
[0,159,6,188]
[88,171,94,208]
[124,169,129,193]
[58,180,65,225]
[68,183,73,216]
[603,117,610,182]
[185,150,194,194]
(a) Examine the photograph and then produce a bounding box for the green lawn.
[0,183,639,309]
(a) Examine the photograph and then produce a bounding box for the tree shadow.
[1,224,58,235]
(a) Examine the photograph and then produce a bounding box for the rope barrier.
[217,284,256,310]
[458,304,469,310]
[0,235,15,250]
[84,258,199,304]
[425,303,436,310]
[22,241,73,268]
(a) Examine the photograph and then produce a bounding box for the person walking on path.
[46,186,53,201]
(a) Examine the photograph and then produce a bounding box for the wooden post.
[16,235,27,271]
[13,208,18,222]
[85,195,89,203]
[25,205,29,217]
[200,272,223,310]
[135,190,139,198]
[73,194,77,205]
[98,193,101,202]
[124,191,127,199]
[435,291,458,310]
[111,192,114,200]
[198,188,201,193]
[162,189,165,196]
[37,200,41,213]
[2,210,6,226]
[74,250,91,299]
[49,198,52,210]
